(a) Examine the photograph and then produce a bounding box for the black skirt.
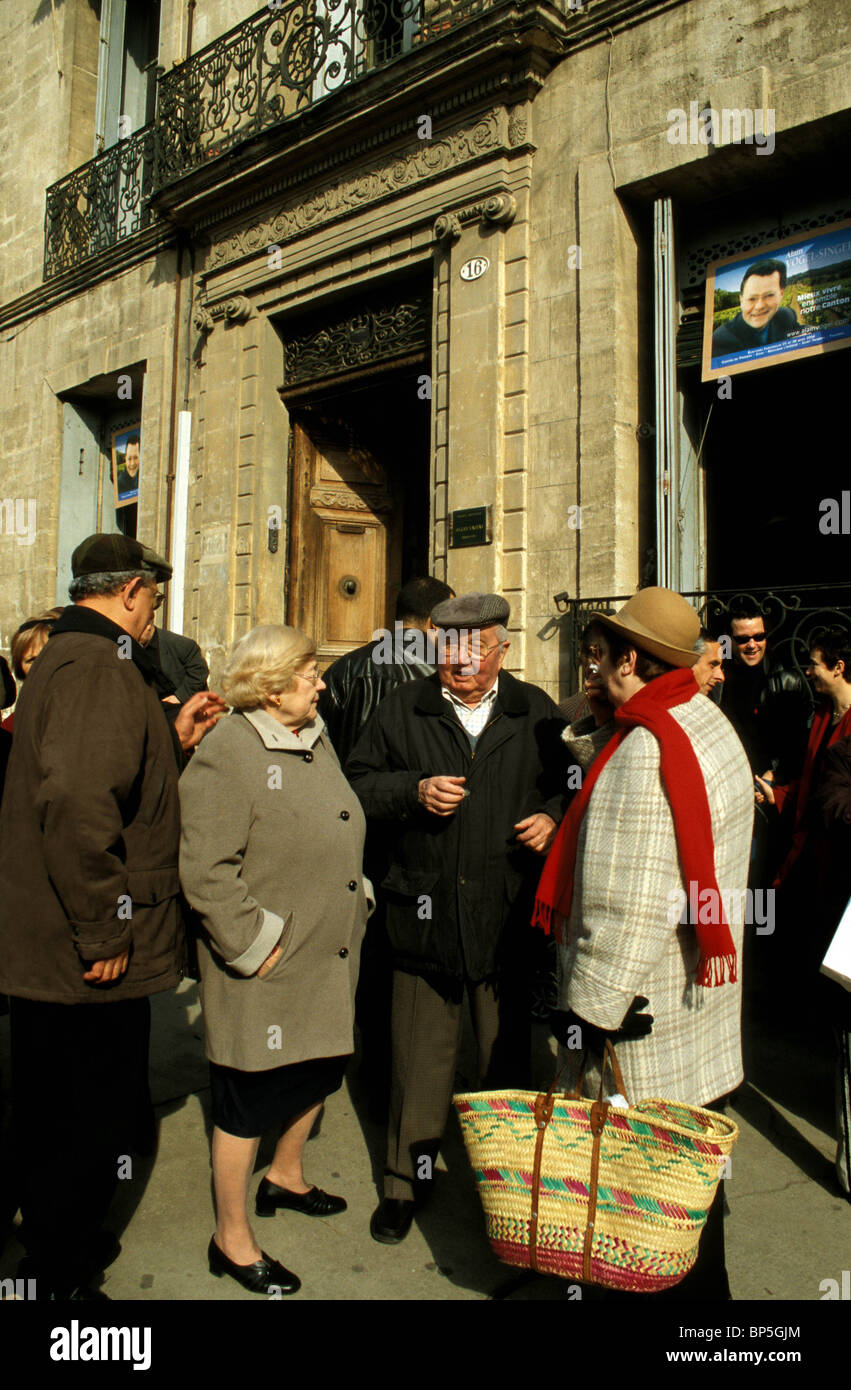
[209,1054,349,1139]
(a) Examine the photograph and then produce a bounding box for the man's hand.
[418,775,467,816]
[257,945,283,979]
[82,950,130,984]
[175,692,227,751]
[514,812,557,854]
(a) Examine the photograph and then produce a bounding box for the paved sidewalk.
[0,976,847,1301]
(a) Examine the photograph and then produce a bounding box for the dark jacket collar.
[51,605,161,688]
[414,669,530,716]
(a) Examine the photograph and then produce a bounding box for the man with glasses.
[719,599,808,785]
[346,592,567,1243]
[717,600,809,895]
[0,533,224,1298]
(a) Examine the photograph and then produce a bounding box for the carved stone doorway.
[284,368,431,664]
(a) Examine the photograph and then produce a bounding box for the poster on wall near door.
[112,425,142,507]
[702,218,851,380]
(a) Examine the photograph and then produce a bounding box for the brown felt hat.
[589,587,700,668]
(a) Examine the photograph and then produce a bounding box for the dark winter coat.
[147,626,209,704]
[318,635,433,765]
[345,671,568,985]
[0,606,183,1003]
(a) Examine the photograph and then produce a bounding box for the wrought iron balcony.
[153,0,494,188]
[44,126,154,280]
[557,582,851,712]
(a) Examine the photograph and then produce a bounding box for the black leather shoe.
[207,1237,300,1295]
[256,1177,346,1218]
[370,1198,415,1245]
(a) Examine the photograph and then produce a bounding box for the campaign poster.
[112,425,141,508]
[702,219,851,381]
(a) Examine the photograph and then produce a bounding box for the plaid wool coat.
[556,690,753,1107]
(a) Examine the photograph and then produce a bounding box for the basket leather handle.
[566,1038,628,1104]
[528,1040,626,1277]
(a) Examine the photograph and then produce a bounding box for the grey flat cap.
[431,591,510,628]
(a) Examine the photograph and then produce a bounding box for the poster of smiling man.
[702,219,851,381]
[112,426,141,507]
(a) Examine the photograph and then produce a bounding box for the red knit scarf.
[533,667,737,987]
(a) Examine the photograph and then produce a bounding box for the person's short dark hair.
[727,597,766,628]
[739,259,787,293]
[586,620,673,683]
[125,433,140,448]
[395,576,454,624]
[809,626,851,682]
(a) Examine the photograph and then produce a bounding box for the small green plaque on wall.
[449,506,492,548]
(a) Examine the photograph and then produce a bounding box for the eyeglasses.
[151,591,164,611]
[732,633,766,645]
[294,667,322,687]
[446,641,505,662]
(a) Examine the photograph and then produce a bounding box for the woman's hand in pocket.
[256,945,283,979]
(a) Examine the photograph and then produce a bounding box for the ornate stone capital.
[193,294,253,335]
[433,212,462,244]
[433,191,517,244]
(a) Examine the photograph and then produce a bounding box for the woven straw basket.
[453,1043,738,1293]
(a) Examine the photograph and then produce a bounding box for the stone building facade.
[1,0,849,697]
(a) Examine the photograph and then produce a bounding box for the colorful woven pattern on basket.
[454,1090,737,1293]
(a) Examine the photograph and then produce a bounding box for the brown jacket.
[178,708,371,1071]
[0,610,183,1003]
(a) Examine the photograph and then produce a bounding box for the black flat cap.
[71,533,172,582]
[431,592,510,628]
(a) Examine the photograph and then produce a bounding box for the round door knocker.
[339,575,360,599]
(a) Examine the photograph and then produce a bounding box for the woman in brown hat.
[535,587,754,1297]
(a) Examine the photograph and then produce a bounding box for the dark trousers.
[9,995,153,1293]
[384,968,530,1200]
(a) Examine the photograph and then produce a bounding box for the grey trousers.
[384,968,529,1200]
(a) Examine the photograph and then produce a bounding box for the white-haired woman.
[179,625,371,1295]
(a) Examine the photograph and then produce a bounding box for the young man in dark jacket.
[0,533,223,1298]
[346,592,567,1243]
[318,575,453,766]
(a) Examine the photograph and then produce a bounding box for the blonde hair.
[221,625,316,710]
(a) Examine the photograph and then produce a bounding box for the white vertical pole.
[169,410,191,634]
[653,196,678,589]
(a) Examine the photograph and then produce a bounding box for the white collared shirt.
[441,679,499,740]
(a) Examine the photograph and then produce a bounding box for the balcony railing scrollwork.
[153,0,496,187]
[557,583,851,715]
[43,0,516,276]
[43,126,155,280]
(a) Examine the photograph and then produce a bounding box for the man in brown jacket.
[0,533,223,1299]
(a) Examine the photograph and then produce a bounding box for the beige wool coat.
[557,690,753,1107]
[178,708,371,1071]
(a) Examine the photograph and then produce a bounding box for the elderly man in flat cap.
[0,533,224,1299]
[346,592,568,1243]
[535,587,753,1298]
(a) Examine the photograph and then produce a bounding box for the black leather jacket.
[717,658,809,781]
[318,637,434,765]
